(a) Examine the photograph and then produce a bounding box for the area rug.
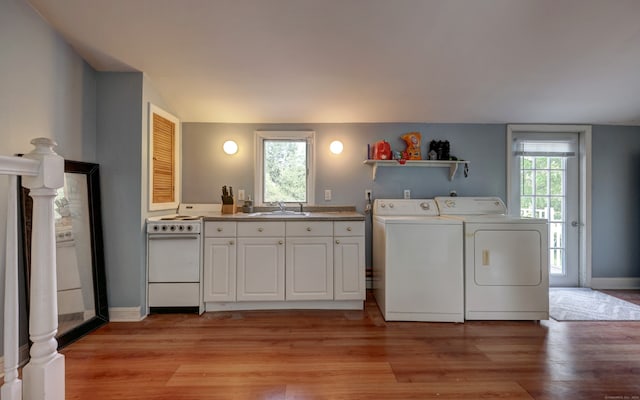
[549,288,640,321]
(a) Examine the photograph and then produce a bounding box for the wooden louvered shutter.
[152,113,175,204]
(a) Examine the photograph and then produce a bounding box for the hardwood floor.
[56,291,640,399]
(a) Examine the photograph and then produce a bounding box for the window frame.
[254,130,315,207]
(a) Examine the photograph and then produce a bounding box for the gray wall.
[183,123,640,281]
[0,0,97,355]
[95,72,179,313]
[95,72,144,310]
[182,123,505,205]
[592,125,640,278]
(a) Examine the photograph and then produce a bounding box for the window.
[519,155,567,275]
[254,131,315,206]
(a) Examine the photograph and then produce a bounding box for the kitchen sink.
[248,211,311,217]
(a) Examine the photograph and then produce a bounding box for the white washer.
[373,199,464,322]
[435,197,549,320]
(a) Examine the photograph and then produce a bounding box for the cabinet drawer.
[286,221,333,237]
[238,221,285,237]
[334,221,364,236]
[205,221,237,237]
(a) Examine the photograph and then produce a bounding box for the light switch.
[324,189,332,201]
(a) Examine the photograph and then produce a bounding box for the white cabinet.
[203,222,237,302]
[333,221,366,300]
[286,221,333,300]
[203,218,365,310]
[237,222,285,301]
[203,237,236,302]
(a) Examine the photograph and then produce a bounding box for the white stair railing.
[1,138,64,400]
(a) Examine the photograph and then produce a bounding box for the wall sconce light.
[223,140,238,155]
[329,140,343,155]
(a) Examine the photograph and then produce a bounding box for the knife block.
[221,199,237,214]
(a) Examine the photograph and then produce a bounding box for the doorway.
[507,125,592,287]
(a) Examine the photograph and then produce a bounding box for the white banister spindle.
[1,175,23,400]
[21,138,65,400]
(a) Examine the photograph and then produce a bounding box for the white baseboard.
[590,277,640,290]
[108,307,145,322]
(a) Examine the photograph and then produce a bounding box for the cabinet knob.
[306,227,312,231]
[278,240,284,245]
[346,227,352,231]
[335,239,340,244]
[258,227,264,232]
[217,227,223,232]
[229,240,234,245]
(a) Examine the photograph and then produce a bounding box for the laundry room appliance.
[435,197,549,320]
[372,199,464,322]
[146,204,220,314]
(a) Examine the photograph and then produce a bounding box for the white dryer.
[435,197,549,320]
[373,199,464,322]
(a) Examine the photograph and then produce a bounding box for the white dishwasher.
[372,199,464,322]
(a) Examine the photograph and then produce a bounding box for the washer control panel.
[373,199,439,216]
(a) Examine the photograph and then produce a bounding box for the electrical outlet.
[404,189,411,199]
[365,189,372,200]
[238,189,245,201]
[324,189,332,201]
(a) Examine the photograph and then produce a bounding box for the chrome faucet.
[298,202,304,213]
[278,201,286,212]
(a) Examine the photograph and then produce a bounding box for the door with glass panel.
[511,132,580,287]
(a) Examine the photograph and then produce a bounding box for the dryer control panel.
[435,196,506,215]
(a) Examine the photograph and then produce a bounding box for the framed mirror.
[20,159,109,348]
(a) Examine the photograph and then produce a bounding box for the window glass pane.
[549,157,563,169]
[549,197,564,221]
[550,222,564,247]
[521,157,534,169]
[550,171,564,195]
[535,196,549,218]
[521,170,534,195]
[550,248,564,275]
[535,157,548,169]
[520,196,534,218]
[263,140,307,203]
[535,170,549,195]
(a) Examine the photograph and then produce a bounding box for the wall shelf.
[363,159,470,181]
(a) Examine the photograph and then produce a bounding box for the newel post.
[21,138,65,400]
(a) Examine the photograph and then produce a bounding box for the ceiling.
[27,0,640,125]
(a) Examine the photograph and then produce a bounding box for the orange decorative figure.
[401,132,422,160]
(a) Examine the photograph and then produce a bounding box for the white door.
[334,235,366,300]
[508,127,581,287]
[203,237,236,302]
[285,237,333,300]
[237,237,285,301]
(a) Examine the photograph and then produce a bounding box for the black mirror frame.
[19,159,109,349]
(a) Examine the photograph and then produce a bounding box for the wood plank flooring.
[54,290,640,399]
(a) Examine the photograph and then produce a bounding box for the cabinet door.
[285,237,333,300]
[334,236,365,300]
[203,237,236,302]
[237,237,285,301]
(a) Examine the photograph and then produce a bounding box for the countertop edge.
[203,212,365,222]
